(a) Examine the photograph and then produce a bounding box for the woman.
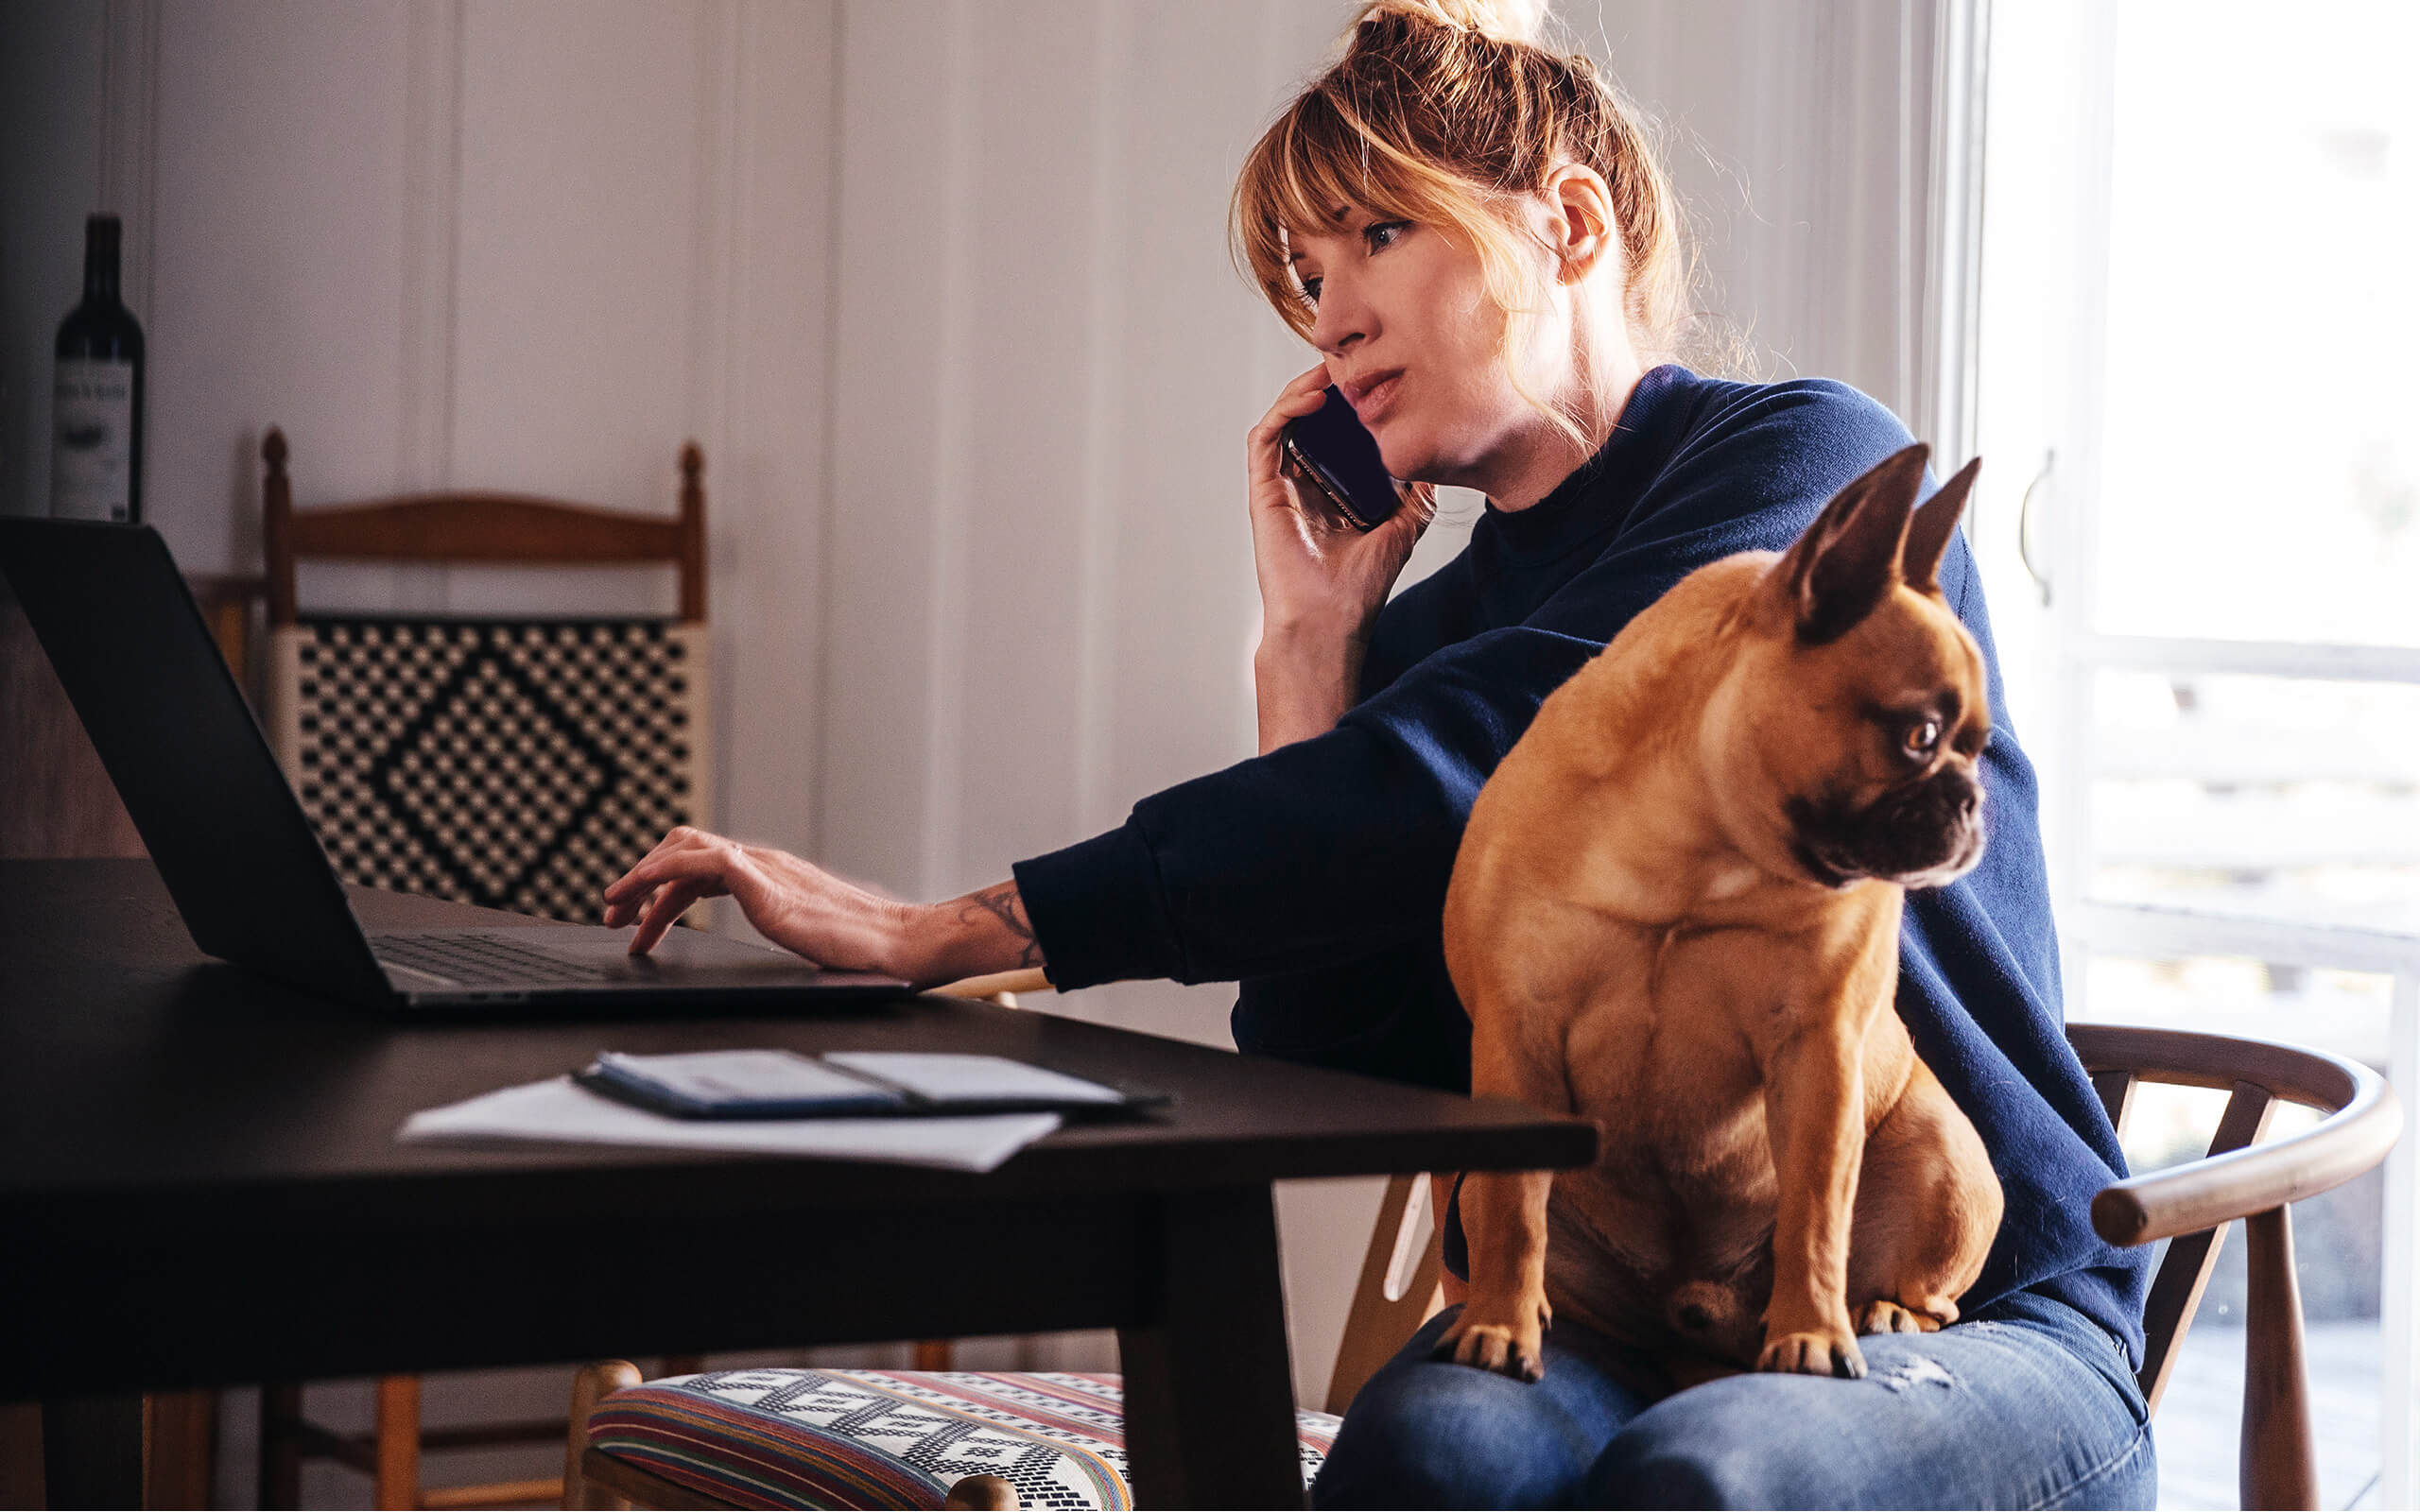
[604,2,2155,1504]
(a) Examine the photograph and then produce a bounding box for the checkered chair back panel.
[265,616,711,923]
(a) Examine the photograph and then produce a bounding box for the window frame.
[1972,2,2420,1500]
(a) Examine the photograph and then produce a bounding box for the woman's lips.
[1352,371,1405,422]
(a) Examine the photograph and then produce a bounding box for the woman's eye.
[1365,220,1409,250]
[1298,276,1322,306]
[1903,719,1942,758]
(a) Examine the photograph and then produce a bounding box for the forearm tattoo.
[959,881,1045,970]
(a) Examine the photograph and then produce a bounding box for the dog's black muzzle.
[1788,768,1986,888]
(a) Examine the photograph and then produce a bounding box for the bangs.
[1232,90,1431,335]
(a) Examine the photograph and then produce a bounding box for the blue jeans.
[1311,1290,2154,1509]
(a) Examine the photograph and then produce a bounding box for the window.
[1974,4,2419,1505]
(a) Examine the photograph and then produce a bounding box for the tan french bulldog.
[1437,442,2004,1383]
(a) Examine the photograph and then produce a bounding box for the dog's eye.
[1903,719,1941,759]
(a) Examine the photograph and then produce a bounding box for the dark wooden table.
[0,860,1593,1508]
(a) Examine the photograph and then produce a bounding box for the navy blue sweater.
[1014,364,2153,1366]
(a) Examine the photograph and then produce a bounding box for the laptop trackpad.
[541,925,824,974]
[372,926,896,988]
[554,928,906,988]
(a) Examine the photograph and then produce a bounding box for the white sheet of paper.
[397,1076,1060,1173]
[823,1052,1125,1106]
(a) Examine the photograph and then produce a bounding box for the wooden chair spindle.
[677,441,705,624]
[2239,1206,2317,1510]
[2090,1068,2135,1134]
[2135,1082,2278,1414]
[374,1376,421,1510]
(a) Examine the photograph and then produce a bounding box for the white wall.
[1606,0,1954,410]
[0,0,1958,1497]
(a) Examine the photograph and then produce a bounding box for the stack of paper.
[398,1075,1061,1173]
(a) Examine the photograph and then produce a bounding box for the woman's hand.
[1248,363,1431,752]
[601,827,1045,988]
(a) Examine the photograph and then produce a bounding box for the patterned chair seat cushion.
[587,1367,1340,1510]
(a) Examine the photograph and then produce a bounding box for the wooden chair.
[255,427,715,1510]
[2069,1023,2398,1510]
[560,1022,2398,1511]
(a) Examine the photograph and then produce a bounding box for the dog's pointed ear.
[1780,443,1928,644]
[1901,456,1979,594]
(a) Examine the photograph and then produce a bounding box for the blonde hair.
[1229,0,1697,456]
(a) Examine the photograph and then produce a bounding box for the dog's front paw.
[1432,1301,1548,1382]
[1757,1327,1866,1380]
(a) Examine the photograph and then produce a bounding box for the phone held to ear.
[1280,385,1402,532]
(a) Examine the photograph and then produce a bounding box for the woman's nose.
[1310,283,1368,355]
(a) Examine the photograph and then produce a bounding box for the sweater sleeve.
[1016,626,1605,987]
[1014,379,1921,989]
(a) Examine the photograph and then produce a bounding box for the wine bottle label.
[53,357,137,522]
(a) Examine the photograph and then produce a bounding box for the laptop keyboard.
[372,931,620,986]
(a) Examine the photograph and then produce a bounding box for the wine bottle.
[51,214,146,523]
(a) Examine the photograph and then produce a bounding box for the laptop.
[0,518,909,1011]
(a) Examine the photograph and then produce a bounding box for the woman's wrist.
[1258,593,1368,645]
[1254,621,1367,752]
[900,881,1046,988]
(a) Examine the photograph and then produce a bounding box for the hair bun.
[1347,0,1549,49]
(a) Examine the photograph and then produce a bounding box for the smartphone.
[1280,385,1402,532]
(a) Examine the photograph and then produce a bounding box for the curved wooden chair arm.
[2067,1024,2401,1246]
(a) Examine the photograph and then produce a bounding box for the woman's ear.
[1541,163,1616,285]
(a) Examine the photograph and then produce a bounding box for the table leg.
[0,1404,44,1507]
[39,1392,142,1509]
[144,1390,219,1509]
[1117,1183,1305,1510]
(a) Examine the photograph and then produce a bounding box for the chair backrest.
[259,430,712,923]
[262,427,706,626]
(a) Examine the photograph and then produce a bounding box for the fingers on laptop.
[605,827,742,952]
[628,878,710,954]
